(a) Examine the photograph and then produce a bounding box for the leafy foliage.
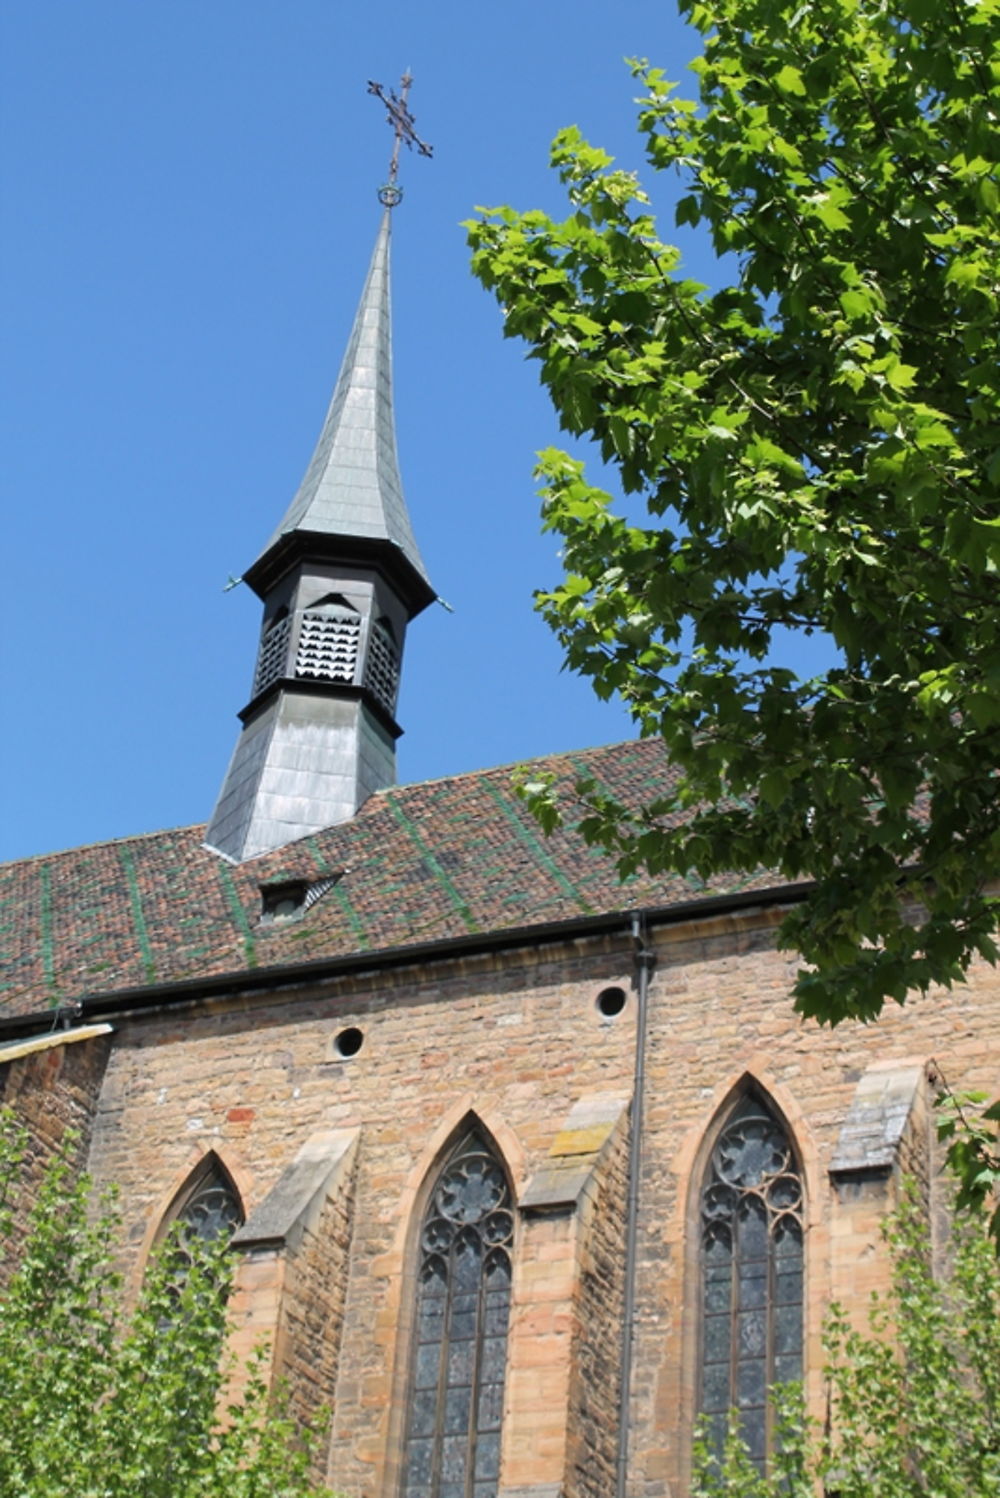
[467,0,1000,1034]
[691,1183,1000,1496]
[0,1113,331,1498]
[937,1083,1000,1245]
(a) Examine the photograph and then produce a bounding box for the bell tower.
[206,80,435,862]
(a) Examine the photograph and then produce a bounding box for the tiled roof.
[0,740,781,1021]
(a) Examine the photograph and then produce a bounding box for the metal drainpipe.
[616,911,656,1498]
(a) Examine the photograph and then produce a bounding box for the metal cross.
[367,73,433,207]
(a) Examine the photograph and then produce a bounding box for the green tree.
[467,0,1000,1222]
[690,1184,1000,1496]
[0,1113,331,1498]
[468,0,1000,1026]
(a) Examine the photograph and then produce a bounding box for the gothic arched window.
[402,1128,514,1498]
[169,1157,245,1276]
[699,1095,804,1470]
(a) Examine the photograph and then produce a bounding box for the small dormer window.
[260,880,309,923]
[258,874,340,926]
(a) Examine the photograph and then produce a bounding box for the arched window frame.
[697,1089,805,1472]
[400,1124,514,1498]
[155,1152,246,1266]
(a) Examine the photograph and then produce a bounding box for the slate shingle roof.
[0,740,782,1021]
[254,209,430,590]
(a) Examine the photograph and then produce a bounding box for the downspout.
[616,910,656,1498]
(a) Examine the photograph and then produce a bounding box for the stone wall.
[279,1142,358,1454]
[565,1112,629,1498]
[0,1027,111,1274]
[72,901,1000,1498]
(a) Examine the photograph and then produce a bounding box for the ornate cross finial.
[367,73,433,207]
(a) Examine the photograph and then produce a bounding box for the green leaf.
[0,1109,334,1498]
[773,62,806,95]
[467,2,1000,1243]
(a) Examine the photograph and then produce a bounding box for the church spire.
[205,81,434,864]
[244,207,431,610]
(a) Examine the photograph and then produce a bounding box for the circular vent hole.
[334,1026,364,1058]
[596,986,627,1018]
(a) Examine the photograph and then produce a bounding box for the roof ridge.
[382,737,647,798]
[0,822,210,871]
[0,739,651,873]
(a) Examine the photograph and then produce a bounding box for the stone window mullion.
[402,1129,513,1498]
[466,1230,490,1497]
[699,1096,803,1473]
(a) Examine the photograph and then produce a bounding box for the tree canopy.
[467,0,1000,1034]
[0,1114,330,1498]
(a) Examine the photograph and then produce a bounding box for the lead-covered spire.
[206,79,435,864]
[249,209,430,594]
[206,223,434,861]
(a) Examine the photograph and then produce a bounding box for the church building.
[1,166,998,1498]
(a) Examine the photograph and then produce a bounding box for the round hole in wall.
[596,986,627,1018]
[334,1026,364,1058]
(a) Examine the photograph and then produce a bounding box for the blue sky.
[3,1,714,862]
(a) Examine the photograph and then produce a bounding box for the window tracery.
[169,1158,244,1276]
[699,1095,803,1470]
[402,1128,513,1498]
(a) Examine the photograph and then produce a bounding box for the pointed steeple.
[205,205,435,865]
[250,210,429,596]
